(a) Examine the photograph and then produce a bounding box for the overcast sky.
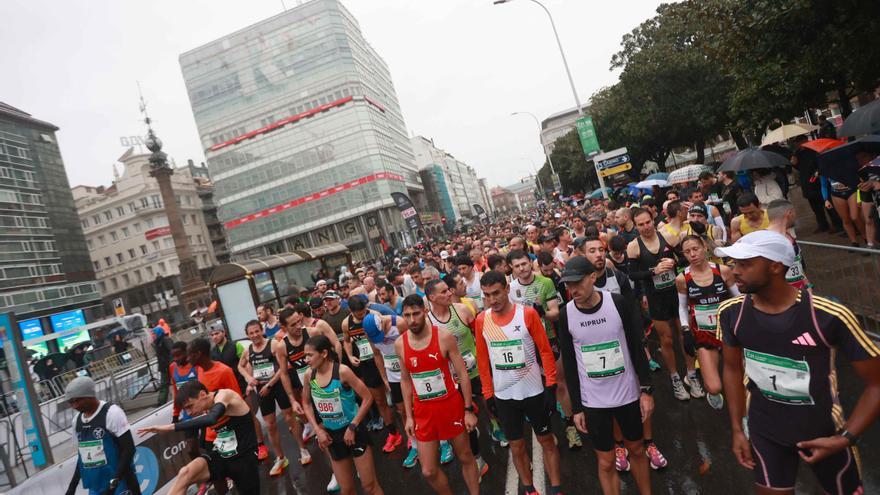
[1,0,663,189]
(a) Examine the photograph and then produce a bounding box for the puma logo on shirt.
[428,353,439,361]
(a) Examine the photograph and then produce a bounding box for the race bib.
[412,369,448,400]
[489,339,526,370]
[79,440,107,468]
[693,303,719,332]
[652,270,675,290]
[461,350,478,373]
[723,202,732,215]
[253,362,274,381]
[296,366,310,386]
[355,337,374,360]
[313,388,344,419]
[580,340,625,378]
[744,349,813,405]
[785,255,805,284]
[384,354,401,372]
[214,429,238,458]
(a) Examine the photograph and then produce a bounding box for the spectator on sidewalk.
[153,327,173,406]
[791,135,843,233]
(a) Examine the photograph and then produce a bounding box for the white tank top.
[594,268,622,295]
[480,304,544,400]
[465,274,484,310]
[372,324,402,383]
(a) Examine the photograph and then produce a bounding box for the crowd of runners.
[66,172,880,495]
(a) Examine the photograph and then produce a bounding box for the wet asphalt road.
[235,344,878,495]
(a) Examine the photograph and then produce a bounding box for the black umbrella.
[107,326,128,338]
[837,99,880,138]
[817,135,880,185]
[33,353,71,380]
[717,147,790,172]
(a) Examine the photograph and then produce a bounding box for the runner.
[675,235,739,410]
[730,192,769,243]
[506,249,581,450]
[397,295,481,495]
[454,253,485,310]
[555,256,654,495]
[342,297,398,439]
[475,270,563,495]
[258,303,282,339]
[716,230,880,495]
[64,376,140,495]
[138,382,264,495]
[659,200,687,240]
[425,278,493,474]
[362,313,410,458]
[687,189,727,243]
[627,207,701,401]
[322,290,352,344]
[237,319,300,475]
[766,199,810,289]
[446,269,482,316]
[301,335,385,495]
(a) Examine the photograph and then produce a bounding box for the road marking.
[504,431,546,494]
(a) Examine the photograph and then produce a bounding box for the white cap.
[714,230,795,266]
[440,250,449,260]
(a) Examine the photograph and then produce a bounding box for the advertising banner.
[472,204,490,224]
[575,116,600,156]
[391,192,423,231]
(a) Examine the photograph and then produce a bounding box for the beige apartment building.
[73,148,216,323]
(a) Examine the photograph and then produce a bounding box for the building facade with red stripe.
[179,0,426,261]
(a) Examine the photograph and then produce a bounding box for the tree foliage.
[538,129,596,196]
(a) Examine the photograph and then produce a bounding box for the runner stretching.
[475,270,563,495]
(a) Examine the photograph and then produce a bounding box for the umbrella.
[588,187,613,199]
[717,148,790,173]
[801,138,847,154]
[818,135,880,185]
[107,326,128,338]
[838,99,880,138]
[635,178,669,189]
[668,164,713,184]
[645,172,669,181]
[761,123,817,146]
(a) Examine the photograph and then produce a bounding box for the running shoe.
[671,376,690,401]
[523,488,540,495]
[403,446,419,468]
[299,448,312,466]
[706,393,724,410]
[327,473,340,492]
[646,443,668,470]
[565,425,582,450]
[491,425,509,447]
[269,456,289,476]
[257,443,269,461]
[383,431,403,453]
[195,482,209,495]
[302,422,315,443]
[684,375,706,399]
[476,455,489,481]
[440,441,453,464]
[648,359,661,372]
[614,445,630,472]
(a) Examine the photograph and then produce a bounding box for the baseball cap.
[152,326,164,337]
[309,297,324,309]
[65,376,96,400]
[560,256,597,283]
[440,250,450,260]
[539,232,558,243]
[208,320,226,333]
[714,230,795,266]
[322,290,341,300]
[688,202,708,217]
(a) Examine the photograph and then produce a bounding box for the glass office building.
[0,102,102,321]
[180,0,425,261]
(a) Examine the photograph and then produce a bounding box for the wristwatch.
[640,385,654,396]
[348,422,359,432]
[837,428,858,446]
[464,405,476,413]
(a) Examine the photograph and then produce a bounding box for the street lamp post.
[495,0,609,198]
[511,111,559,192]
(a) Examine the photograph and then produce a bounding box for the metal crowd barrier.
[799,240,880,336]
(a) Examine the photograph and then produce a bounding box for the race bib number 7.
[580,340,625,378]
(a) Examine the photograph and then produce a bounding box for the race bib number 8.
[744,349,813,405]
[412,369,448,400]
[580,340,625,378]
[652,270,675,290]
[693,304,719,332]
[489,339,526,370]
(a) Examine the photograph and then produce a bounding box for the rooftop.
[0,101,59,131]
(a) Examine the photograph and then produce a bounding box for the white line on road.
[504,431,546,494]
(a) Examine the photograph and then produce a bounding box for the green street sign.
[575,116,600,156]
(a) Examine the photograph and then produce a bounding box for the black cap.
[539,232,558,243]
[573,236,588,249]
[560,256,597,283]
[309,297,323,309]
[688,201,708,217]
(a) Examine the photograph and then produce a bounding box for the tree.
[538,129,597,195]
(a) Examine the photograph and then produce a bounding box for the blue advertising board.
[50,309,90,350]
[19,318,49,357]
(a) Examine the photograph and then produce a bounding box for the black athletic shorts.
[749,429,863,493]
[584,400,643,452]
[495,392,552,441]
[256,382,291,417]
[201,449,260,495]
[389,381,403,405]
[646,289,678,322]
[326,424,372,461]
[354,358,384,389]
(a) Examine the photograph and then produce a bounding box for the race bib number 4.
[79,440,107,468]
[652,270,675,290]
[744,349,813,405]
[214,429,239,458]
[412,369,448,400]
[355,338,374,360]
[580,340,625,378]
[489,339,526,370]
[693,304,719,332]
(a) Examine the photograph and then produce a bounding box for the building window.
[92,215,101,225]
[133,222,141,233]
[187,235,192,244]
[163,238,174,249]
[127,202,136,213]
[182,215,189,225]
[145,266,154,278]
[128,248,136,259]
[122,274,130,286]
[93,260,100,270]
[158,261,166,274]
[104,256,112,266]
[81,219,89,229]
[140,197,149,209]
[110,231,118,241]
[121,227,130,237]
[111,278,118,290]
[134,270,142,284]
[197,235,203,244]
[140,245,147,255]
[99,281,106,292]
[98,235,106,246]
[116,207,125,217]
[202,254,209,267]
[104,211,112,221]
[151,240,159,251]
[116,253,124,263]
[87,239,94,249]
[150,195,161,208]
[192,214,199,225]
[145,218,154,228]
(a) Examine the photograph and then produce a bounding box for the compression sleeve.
[678,292,691,327]
[555,304,584,414]
[713,215,727,243]
[627,257,653,281]
[174,403,226,431]
[113,430,137,486]
[612,294,650,386]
